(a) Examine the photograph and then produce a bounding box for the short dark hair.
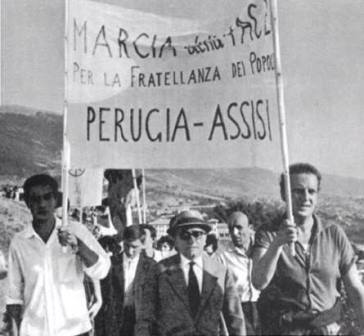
[205,233,218,252]
[123,225,143,242]
[140,224,157,240]
[157,235,174,250]
[99,235,121,255]
[279,163,322,200]
[23,174,58,203]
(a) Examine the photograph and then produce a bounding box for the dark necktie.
[188,261,200,316]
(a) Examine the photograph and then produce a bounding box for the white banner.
[67,0,280,170]
[68,168,104,207]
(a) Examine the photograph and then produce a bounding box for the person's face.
[141,229,154,250]
[229,215,251,248]
[124,238,143,259]
[174,227,207,260]
[290,173,319,222]
[160,242,171,253]
[204,244,215,256]
[27,185,56,223]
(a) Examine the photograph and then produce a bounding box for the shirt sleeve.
[71,223,111,280]
[334,225,356,275]
[6,239,24,305]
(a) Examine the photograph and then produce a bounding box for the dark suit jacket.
[95,251,156,336]
[135,254,246,336]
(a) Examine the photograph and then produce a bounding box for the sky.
[1,0,364,179]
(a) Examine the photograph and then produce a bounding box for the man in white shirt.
[136,210,246,336]
[218,211,261,335]
[95,225,155,336]
[6,174,111,336]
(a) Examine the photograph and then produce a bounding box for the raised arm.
[58,223,111,279]
[252,224,297,290]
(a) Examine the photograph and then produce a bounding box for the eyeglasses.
[178,230,206,241]
[29,192,55,203]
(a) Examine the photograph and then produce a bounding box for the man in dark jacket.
[95,225,156,336]
[136,210,246,336]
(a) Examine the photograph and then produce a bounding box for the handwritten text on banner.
[67,0,280,169]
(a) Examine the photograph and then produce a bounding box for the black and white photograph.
[0,0,364,335]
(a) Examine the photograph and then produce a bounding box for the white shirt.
[218,245,260,302]
[180,254,203,293]
[123,254,140,293]
[6,218,111,336]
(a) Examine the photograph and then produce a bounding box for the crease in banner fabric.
[67,0,281,170]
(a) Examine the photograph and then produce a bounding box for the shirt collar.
[123,253,140,266]
[310,214,324,240]
[228,236,254,257]
[233,246,249,257]
[180,253,203,269]
[24,217,61,239]
[23,224,36,238]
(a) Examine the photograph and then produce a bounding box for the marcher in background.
[156,235,175,261]
[252,163,364,335]
[217,211,261,335]
[140,224,159,260]
[124,175,143,226]
[204,233,219,258]
[6,174,110,336]
[98,235,122,257]
[92,204,117,237]
[95,225,155,336]
[136,210,246,336]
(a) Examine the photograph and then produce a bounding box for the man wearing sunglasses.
[136,210,246,336]
[5,174,110,336]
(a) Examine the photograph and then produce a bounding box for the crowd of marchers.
[1,162,364,336]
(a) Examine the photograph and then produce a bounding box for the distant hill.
[146,168,280,202]
[1,105,364,200]
[0,105,62,176]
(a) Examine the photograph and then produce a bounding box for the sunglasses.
[178,230,206,241]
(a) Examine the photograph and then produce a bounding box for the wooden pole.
[132,169,142,225]
[270,0,295,256]
[61,0,70,229]
[0,0,3,106]
[142,169,147,224]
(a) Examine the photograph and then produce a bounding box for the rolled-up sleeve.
[6,240,24,305]
[83,251,110,279]
[72,223,111,279]
[335,225,356,276]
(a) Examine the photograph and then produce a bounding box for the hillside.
[1,105,364,199]
[0,106,62,177]
[1,104,364,243]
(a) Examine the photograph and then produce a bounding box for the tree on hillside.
[213,198,284,229]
